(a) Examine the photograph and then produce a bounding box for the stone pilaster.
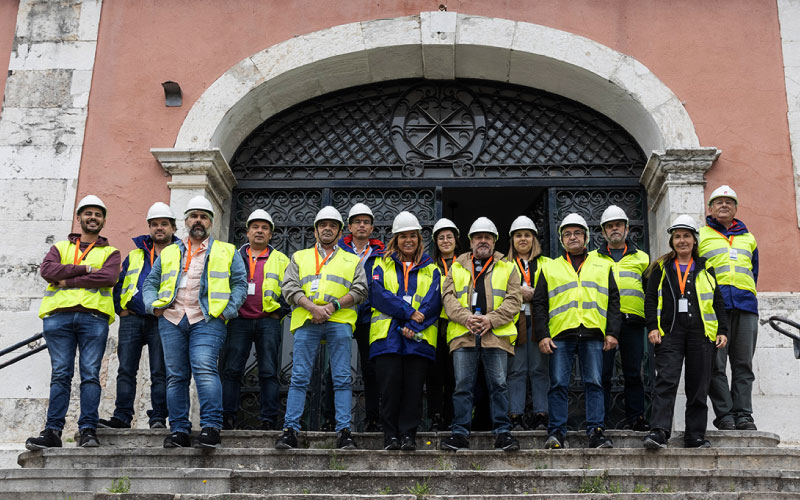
[640,148,720,257]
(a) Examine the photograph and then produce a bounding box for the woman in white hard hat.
[642,215,729,449]
[504,215,551,431]
[426,218,462,431]
[369,211,442,451]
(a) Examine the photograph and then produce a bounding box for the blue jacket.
[368,252,441,360]
[113,234,179,316]
[338,234,385,324]
[142,237,248,322]
[705,216,759,315]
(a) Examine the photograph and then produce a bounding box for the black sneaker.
[715,417,736,430]
[98,417,130,429]
[336,428,357,449]
[532,412,549,430]
[149,421,167,429]
[510,414,527,431]
[440,433,469,451]
[643,429,667,449]
[588,427,613,448]
[400,435,417,451]
[384,436,401,450]
[494,432,520,451]
[195,427,221,448]
[163,431,191,448]
[684,438,711,448]
[631,416,651,432]
[259,420,275,431]
[25,429,62,450]
[79,428,100,448]
[735,418,757,431]
[275,428,298,449]
[222,414,236,431]
[544,431,564,449]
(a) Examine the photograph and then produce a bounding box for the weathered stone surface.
[4,70,72,108]
[9,41,98,71]
[0,179,72,221]
[14,0,81,42]
[0,144,83,179]
[0,107,87,147]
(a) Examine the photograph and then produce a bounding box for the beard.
[190,223,208,240]
[152,232,172,244]
[80,219,102,235]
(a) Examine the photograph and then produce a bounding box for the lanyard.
[440,257,450,277]
[675,258,693,297]
[148,244,155,266]
[247,246,270,281]
[357,245,372,264]
[402,262,413,294]
[713,228,735,246]
[471,256,493,288]
[183,240,205,273]
[315,246,334,275]
[73,239,97,265]
[515,257,531,286]
[607,244,627,256]
[566,252,585,274]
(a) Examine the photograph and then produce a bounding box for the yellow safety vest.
[437,258,453,320]
[591,249,649,318]
[152,240,236,318]
[39,240,117,324]
[698,226,757,296]
[655,260,719,341]
[369,258,438,347]
[541,253,612,338]
[119,248,145,311]
[289,247,360,332]
[246,248,290,313]
[446,259,518,344]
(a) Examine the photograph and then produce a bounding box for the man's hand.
[401,327,415,339]
[310,304,333,324]
[54,280,67,288]
[603,335,619,351]
[538,337,556,354]
[411,311,425,323]
[469,315,492,336]
[153,309,164,318]
[119,310,130,317]
[648,329,661,345]
[716,334,728,349]
[520,285,534,302]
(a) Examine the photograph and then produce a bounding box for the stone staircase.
[1,428,799,499]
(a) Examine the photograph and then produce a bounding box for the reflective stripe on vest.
[119,249,145,310]
[698,226,757,296]
[591,249,649,318]
[446,259,518,344]
[541,253,612,338]
[38,240,118,324]
[655,260,719,341]
[289,247,360,332]
[369,258,438,347]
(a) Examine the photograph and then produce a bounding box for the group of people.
[25,183,759,453]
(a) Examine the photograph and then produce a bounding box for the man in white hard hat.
[275,206,368,450]
[220,209,289,431]
[331,202,385,431]
[591,205,651,431]
[533,213,621,450]
[27,195,121,450]
[98,202,179,430]
[700,185,759,431]
[143,195,248,449]
[440,216,522,452]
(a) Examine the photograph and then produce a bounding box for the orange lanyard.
[471,256,493,288]
[315,246,334,275]
[402,262,414,294]
[183,240,204,273]
[356,245,371,263]
[607,244,627,256]
[515,257,531,286]
[675,258,693,297]
[440,257,450,277]
[247,246,270,281]
[148,244,155,266]
[713,229,735,246]
[73,239,97,265]
[566,252,585,274]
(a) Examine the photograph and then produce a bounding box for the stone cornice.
[150,148,236,209]
[641,147,721,208]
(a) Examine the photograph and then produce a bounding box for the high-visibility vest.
[508,254,550,288]
[119,248,145,311]
[446,259,518,344]
[541,253,612,338]
[39,240,117,324]
[369,258,438,347]
[245,248,290,313]
[655,260,719,341]
[592,249,649,318]
[152,240,236,318]
[289,247,360,332]
[698,226,757,296]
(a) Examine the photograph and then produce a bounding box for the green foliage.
[434,456,454,470]
[576,471,619,494]
[378,486,392,495]
[329,452,348,470]
[107,476,131,493]
[469,461,484,470]
[407,477,431,497]
[633,483,650,493]
[658,482,675,493]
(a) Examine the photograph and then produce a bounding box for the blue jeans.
[158,315,226,433]
[548,337,605,435]
[42,312,109,431]
[113,314,167,426]
[283,321,353,432]
[451,339,511,436]
[507,316,550,414]
[221,316,283,424]
[601,319,646,425]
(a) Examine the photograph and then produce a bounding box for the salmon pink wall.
[76,0,796,290]
[0,0,20,118]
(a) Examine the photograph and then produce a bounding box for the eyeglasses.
[350,219,372,226]
[562,230,584,239]
[437,234,455,241]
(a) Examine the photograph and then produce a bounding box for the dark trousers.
[323,321,379,426]
[425,319,455,424]
[601,319,646,426]
[709,310,758,425]
[650,322,715,442]
[375,353,428,439]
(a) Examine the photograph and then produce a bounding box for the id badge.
[310,279,320,292]
[678,298,689,313]
[729,248,738,260]
[522,303,530,313]
[471,291,478,306]
[178,275,188,289]
[247,282,256,295]
[403,295,412,305]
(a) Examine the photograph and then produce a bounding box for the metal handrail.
[0,332,47,370]
[769,316,800,342]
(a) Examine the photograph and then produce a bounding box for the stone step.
[18,447,800,472]
[7,493,800,500]
[90,428,780,450]
[2,467,800,496]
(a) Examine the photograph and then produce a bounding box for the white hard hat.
[559,213,589,234]
[146,202,175,222]
[668,214,699,234]
[468,217,499,239]
[347,203,374,223]
[391,211,422,234]
[708,185,738,206]
[600,205,629,226]
[509,215,537,236]
[433,218,459,237]
[246,209,275,230]
[314,206,344,227]
[184,195,215,218]
[76,195,107,215]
